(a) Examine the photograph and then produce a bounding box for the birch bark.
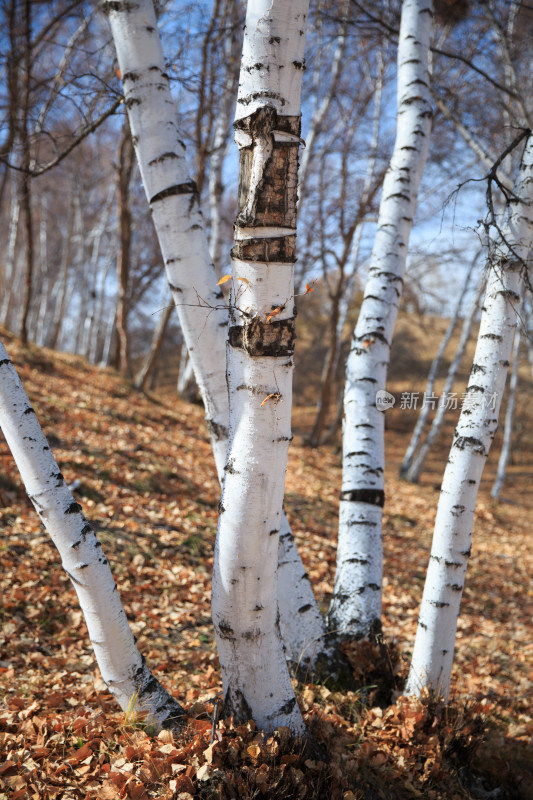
[297,0,350,214]
[400,255,478,480]
[403,274,485,483]
[19,0,33,346]
[211,0,309,733]
[308,47,386,449]
[491,315,521,500]
[406,133,533,699]
[0,340,185,728]
[207,0,241,275]
[0,187,20,327]
[105,0,325,671]
[104,0,229,474]
[329,0,434,639]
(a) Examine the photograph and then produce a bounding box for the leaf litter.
[0,328,532,799]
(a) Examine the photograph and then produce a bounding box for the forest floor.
[0,325,532,800]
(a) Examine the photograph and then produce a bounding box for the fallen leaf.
[247,743,261,761]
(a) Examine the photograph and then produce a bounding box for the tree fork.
[212,0,310,735]
[106,0,327,681]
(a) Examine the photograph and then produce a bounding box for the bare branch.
[349,0,519,99]
[0,97,122,177]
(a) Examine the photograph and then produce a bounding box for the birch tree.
[104,0,325,678]
[400,255,480,481]
[0,187,20,327]
[491,313,521,500]
[211,0,310,733]
[403,275,486,483]
[328,0,434,640]
[104,0,230,475]
[407,132,533,700]
[306,43,387,449]
[0,339,185,729]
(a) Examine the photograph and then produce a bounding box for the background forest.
[0,0,533,798]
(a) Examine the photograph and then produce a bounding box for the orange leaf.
[217,274,231,285]
[266,307,281,323]
[128,782,149,800]
[304,282,315,294]
[187,718,212,733]
[247,743,261,760]
[261,393,279,407]
[67,742,93,764]
[237,277,250,285]
[116,68,122,79]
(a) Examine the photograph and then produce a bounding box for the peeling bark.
[212,0,310,735]
[106,0,326,678]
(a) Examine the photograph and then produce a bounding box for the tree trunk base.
[298,622,401,705]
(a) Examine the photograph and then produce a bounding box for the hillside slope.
[0,327,532,799]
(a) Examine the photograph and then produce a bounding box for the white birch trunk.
[404,274,485,483]
[329,0,433,639]
[297,0,350,213]
[491,304,521,499]
[83,188,115,359]
[0,340,185,728]
[105,0,326,670]
[34,196,49,346]
[207,0,240,275]
[86,187,116,360]
[104,0,228,474]
[176,347,198,401]
[400,256,478,479]
[406,133,533,699]
[0,188,21,326]
[48,192,83,352]
[88,254,114,364]
[100,306,116,367]
[211,0,309,733]
[525,302,533,378]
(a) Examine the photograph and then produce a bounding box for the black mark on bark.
[340,488,385,507]
[150,180,198,204]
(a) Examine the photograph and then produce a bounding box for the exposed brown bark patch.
[233,106,300,254]
[231,234,296,263]
[229,317,295,357]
